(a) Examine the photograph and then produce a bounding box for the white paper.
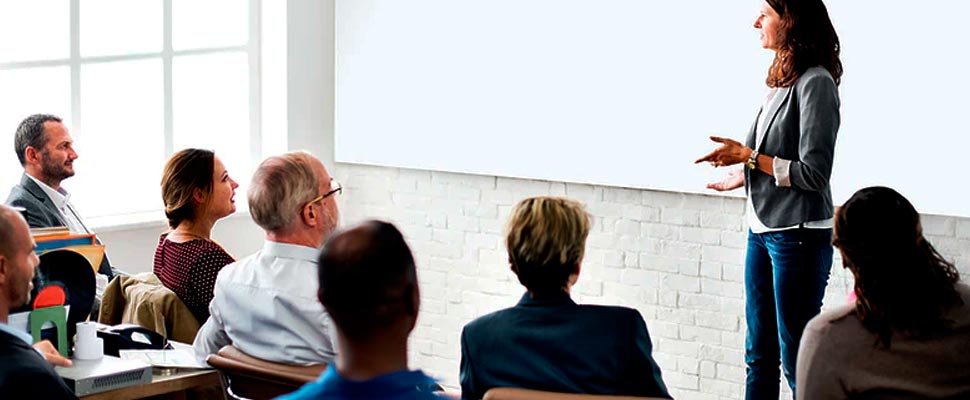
[119,349,207,369]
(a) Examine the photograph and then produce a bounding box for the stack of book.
[31,226,104,275]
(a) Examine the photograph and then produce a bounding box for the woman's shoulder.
[191,240,233,261]
[804,302,864,345]
[159,236,231,261]
[796,66,837,87]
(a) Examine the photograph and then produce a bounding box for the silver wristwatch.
[746,150,759,170]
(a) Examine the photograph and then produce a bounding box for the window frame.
[0,0,264,222]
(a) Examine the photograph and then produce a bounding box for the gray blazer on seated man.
[194,151,341,366]
[5,114,113,279]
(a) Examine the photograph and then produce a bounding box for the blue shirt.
[277,365,444,400]
[0,320,33,345]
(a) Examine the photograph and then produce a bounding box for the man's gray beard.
[41,157,74,184]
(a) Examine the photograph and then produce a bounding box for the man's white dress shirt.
[194,240,336,366]
[26,174,89,234]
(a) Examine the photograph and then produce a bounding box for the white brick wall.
[334,163,970,400]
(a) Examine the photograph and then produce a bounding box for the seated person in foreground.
[279,221,445,400]
[194,151,341,365]
[797,186,970,399]
[154,149,237,323]
[0,204,76,399]
[459,197,670,400]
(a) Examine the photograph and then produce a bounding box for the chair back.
[483,388,667,400]
[98,272,200,343]
[206,345,326,400]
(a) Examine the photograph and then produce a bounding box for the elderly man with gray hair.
[193,151,341,366]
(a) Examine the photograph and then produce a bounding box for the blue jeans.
[744,228,832,400]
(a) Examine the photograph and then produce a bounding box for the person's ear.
[192,187,207,205]
[404,284,420,333]
[565,261,582,288]
[0,255,8,286]
[24,146,40,164]
[404,284,419,316]
[301,203,317,227]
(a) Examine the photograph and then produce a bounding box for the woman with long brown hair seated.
[153,148,238,323]
[796,186,970,398]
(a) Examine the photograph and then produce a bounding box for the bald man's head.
[317,221,418,341]
[0,206,23,257]
[0,205,39,310]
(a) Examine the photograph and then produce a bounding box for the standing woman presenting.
[695,0,842,398]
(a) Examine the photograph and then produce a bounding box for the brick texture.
[335,163,970,399]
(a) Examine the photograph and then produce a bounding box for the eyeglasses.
[303,179,342,208]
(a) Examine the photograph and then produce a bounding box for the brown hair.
[161,149,215,229]
[833,186,962,347]
[765,0,843,87]
[506,197,591,296]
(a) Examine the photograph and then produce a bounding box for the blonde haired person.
[154,148,238,323]
[459,197,670,400]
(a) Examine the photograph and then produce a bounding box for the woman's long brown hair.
[833,187,962,347]
[765,0,843,87]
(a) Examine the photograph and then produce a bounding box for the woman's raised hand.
[695,136,752,167]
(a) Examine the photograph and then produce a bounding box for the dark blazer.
[744,66,840,228]
[0,330,78,399]
[6,173,113,278]
[459,292,671,400]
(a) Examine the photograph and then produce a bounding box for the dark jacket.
[6,173,113,278]
[460,291,671,400]
[0,330,78,399]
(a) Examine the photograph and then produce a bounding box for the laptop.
[55,355,152,396]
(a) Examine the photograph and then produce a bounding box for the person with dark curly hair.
[694,0,843,397]
[796,186,970,399]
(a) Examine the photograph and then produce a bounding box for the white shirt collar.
[26,173,70,209]
[262,240,320,263]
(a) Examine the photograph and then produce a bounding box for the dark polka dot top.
[153,233,235,323]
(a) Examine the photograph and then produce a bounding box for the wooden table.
[79,368,224,400]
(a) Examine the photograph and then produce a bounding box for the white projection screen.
[335,1,970,217]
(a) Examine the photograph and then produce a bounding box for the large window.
[0,0,285,222]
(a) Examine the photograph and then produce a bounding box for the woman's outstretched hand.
[706,168,745,191]
[695,136,752,167]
